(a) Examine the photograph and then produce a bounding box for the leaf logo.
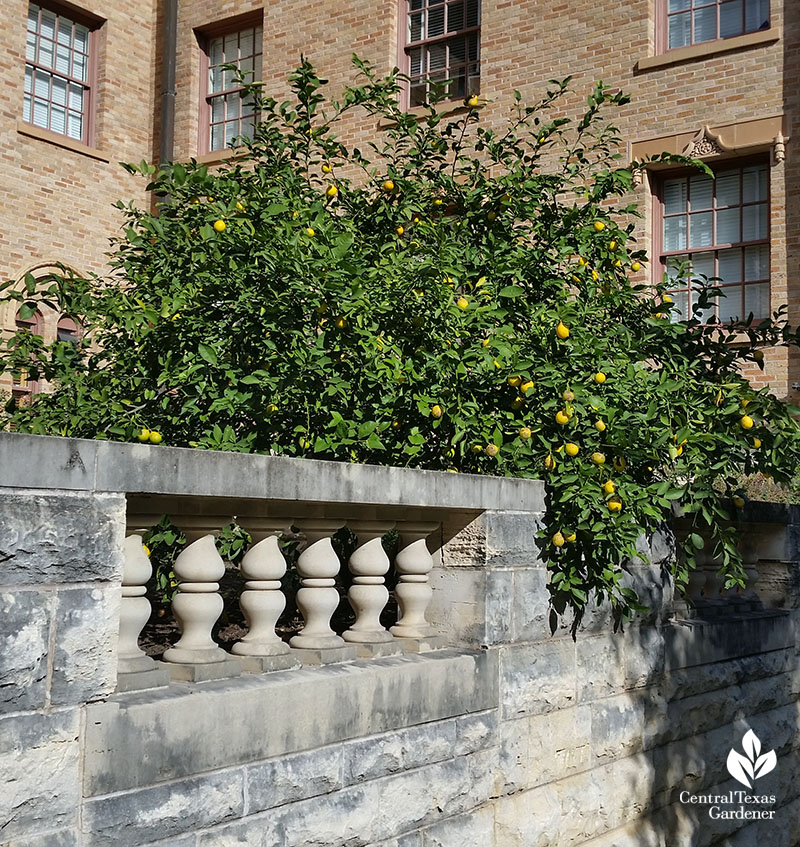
[726,730,777,789]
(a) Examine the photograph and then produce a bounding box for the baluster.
[162,521,241,681]
[232,520,300,672]
[116,534,170,691]
[342,521,402,657]
[290,520,356,664]
[390,522,446,650]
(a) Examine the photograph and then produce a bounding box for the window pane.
[225,120,238,146]
[34,68,49,98]
[720,0,743,37]
[28,4,39,31]
[691,251,715,281]
[410,82,427,106]
[429,43,446,71]
[718,287,742,323]
[239,30,253,57]
[210,122,223,151]
[448,1,464,31]
[55,43,70,75]
[67,110,82,139]
[715,171,740,206]
[669,12,691,48]
[50,103,66,134]
[409,11,424,41]
[694,5,717,42]
[40,9,56,40]
[429,5,445,37]
[74,24,88,53]
[689,175,713,210]
[744,244,769,281]
[52,75,67,105]
[26,31,37,61]
[209,36,223,66]
[718,247,742,284]
[742,165,767,202]
[24,65,33,93]
[223,32,238,59]
[672,288,690,321]
[68,82,83,112]
[210,96,224,124]
[744,283,769,318]
[663,179,687,214]
[745,0,769,32]
[38,38,54,69]
[691,286,714,323]
[57,18,71,45]
[688,211,713,248]
[669,0,690,9]
[23,93,32,123]
[73,51,86,81]
[664,216,687,251]
[33,97,48,127]
[742,204,767,241]
[716,207,739,244]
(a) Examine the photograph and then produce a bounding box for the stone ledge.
[84,648,498,796]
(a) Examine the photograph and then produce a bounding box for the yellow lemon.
[467,93,479,107]
[519,426,532,440]
[562,390,575,402]
[508,375,522,387]
[471,443,483,453]
[456,296,469,310]
[326,185,338,198]
[493,359,501,369]
[544,454,556,471]
[753,437,762,449]
[740,415,755,430]
[578,257,589,267]
[591,270,599,281]
[741,398,750,408]
[235,201,245,211]
[213,219,226,232]
[149,431,163,445]
[431,405,443,419]
[383,179,395,192]
[733,495,745,508]
[142,544,151,557]
[138,428,151,442]
[206,196,215,202]
[613,456,627,472]
[556,322,570,340]
[609,240,617,250]
[481,338,491,347]
[593,221,605,232]
[555,410,570,425]
[591,452,606,465]
[565,442,579,457]
[594,420,606,432]
[396,225,404,236]
[511,398,524,410]
[521,380,534,393]
[631,261,641,272]
[572,275,581,283]
[335,317,347,329]
[485,443,499,457]
[607,496,622,512]
[614,259,622,267]
[564,531,577,543]
[663,294,673,304]
[322,163,332,173]
[266,403,278,415]
[603,480,616,495]
[292,210,299,219]
[434,198,443,207]
[594,372,606,384]
[305,227,315,237]
[552,532,566,548]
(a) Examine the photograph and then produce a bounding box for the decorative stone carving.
[118,535,157,674]
[774,131,786,164]
[390,522,440,639]
[682,126,728,159]
[342,521,396,644]
[162,534,228,664]
[232,521,291,657]
[290,520,346,650]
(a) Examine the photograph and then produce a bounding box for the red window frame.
[399,0,481,110]
[24,1,102,145]
[12,308,44,398]
[655,0,770,53]
[197,13,263,155]
[653,158,770,324]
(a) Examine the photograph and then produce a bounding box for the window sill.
[16,121,110,162]
[636,29,779,72]
[193,146,250,166]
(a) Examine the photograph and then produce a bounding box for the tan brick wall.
[1,0,798,399]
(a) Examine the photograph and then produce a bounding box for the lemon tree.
[2,57,800,623]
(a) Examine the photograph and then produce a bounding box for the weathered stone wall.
[0,440,798,847]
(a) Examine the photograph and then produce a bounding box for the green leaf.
[198,343,218,365]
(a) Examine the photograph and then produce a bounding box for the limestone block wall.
[0,434,798,847]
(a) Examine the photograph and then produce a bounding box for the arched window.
[12,307,44,399]
[57,315,81,343]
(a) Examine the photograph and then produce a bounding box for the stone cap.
[0,433,545,514]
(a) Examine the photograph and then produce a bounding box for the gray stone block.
[1,828,81,847]
[238,653,302,673]
[159,657,242,682]
[441,514,486,568]
[512,568,550,643]
[82,769,244,847]
[421,807,495,847]
[368,836,423,847]
[0,491,125,586]
[0,591,50,713]
[590,693,645,761]
[398,636,449,653]
[428,569,488,645]
[50,587,119,706]
[247,745,342,813]
[343,719,457,785]
[290,645,358,665]
[455,710,498,756]
[484,511,545,568]
[115,667,172,693]
[623,625,666,689]
[0,710,80,841]
[500,640,576,719]
[0,436,97,492]
[84,650,498,795]
[485,570,514,645]
[355,641,404,658]
[576,634,626,702]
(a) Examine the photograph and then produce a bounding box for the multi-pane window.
[658,162,770,322]
[665,0,769,50]
[202,23,262,153]
[405,0,480,108]
[12,308,43,399]
[24,2,96,143]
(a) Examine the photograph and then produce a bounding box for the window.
[57,315,80,343]
[24,2,99,144]
[656,161,770,322]
[660,0,769,51]
[403,0,480,108]
[200,20,262,154]
[12,308,43,399]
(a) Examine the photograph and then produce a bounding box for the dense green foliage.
[3,58,799,621]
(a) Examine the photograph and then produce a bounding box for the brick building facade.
[1,0,798,398]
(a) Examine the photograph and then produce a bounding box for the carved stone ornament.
[774,131,786,164]
[682,126,729,158]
